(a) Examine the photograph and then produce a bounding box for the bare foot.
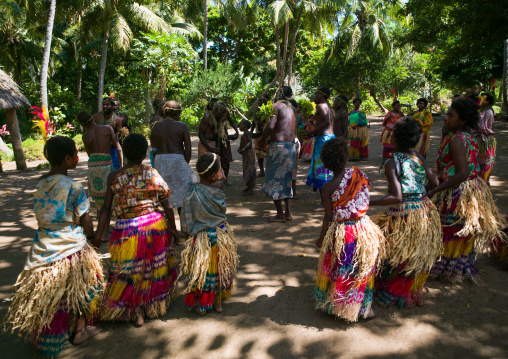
[268,215,286,223]
[131,313,144,327]
[364,308,376,319]
[285,215,293,221]
[241,188,254,196]
[194,307,207,316]
[312,205,325,212]
[72,326,103,345]
[258,172,265,178]
[213,301,223,313]
[415,294,424,307]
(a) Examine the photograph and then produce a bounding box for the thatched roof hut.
[0,69,31,109]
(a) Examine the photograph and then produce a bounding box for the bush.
[73,134,85,152]
[22,138,45,161]
[180,107,201,130]
[296,97,316,117]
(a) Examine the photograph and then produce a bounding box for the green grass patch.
[22,138,45,161]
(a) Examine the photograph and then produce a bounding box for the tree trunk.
[503,39,508,111]
[245,77,278,118]
[203,0,208,70]
[275,25,281,87]
[5,109,27,171]
[145,70,152,126]
[287,8,303,87]
[40,0,57,111]
[77,53,83,100]
[98,24,110,112]
[369,89,388,114]
[279,21,290,86]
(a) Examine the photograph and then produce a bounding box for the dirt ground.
[1,116,507,359]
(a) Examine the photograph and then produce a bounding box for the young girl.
[476,93,496,184]
[348,97,369,160]
[180,153,239,315]
[370,118,441,308]
[300,115,315,161]
[237,119,256,196]
[95,134,179,327]
[427,96,506,284]
[313,138,385,322]
[4,136,104,357]
[412,98,434,158]
[381,101,404,160]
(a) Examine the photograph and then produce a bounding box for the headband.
[197,154,218,175]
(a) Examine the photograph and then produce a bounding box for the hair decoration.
[197,153,218,175]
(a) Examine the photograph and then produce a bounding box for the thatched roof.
[0,69,31,110]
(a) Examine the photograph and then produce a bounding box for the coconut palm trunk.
[503,39,508,111]
[279,21,290,87]
[98,24,110,112]
[5,109,27,170]
[40,0,57,110]
[203,0,208,70]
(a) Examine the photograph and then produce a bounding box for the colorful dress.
[381,111,403,159]
[102,164,178,320]
[4,175,104,357]
[413,109,433,158]
[306,133,335,191]
[476,108,496,182]
[262,141,297,200]
[348,110,369,160]
[180,183,239,312]
[430,132,506,284]
[87,153,113,210]
[242,147,257,188]
[373,153,441,308]
[314,167,385,322]
[300,122,315,161]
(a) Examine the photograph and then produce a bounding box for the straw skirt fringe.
[313,217,386,322]
[3,244,103,356]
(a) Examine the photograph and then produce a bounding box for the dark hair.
[161,100,182,118]
[123,134,148,161]
[392,117,422,150]
[282,86,293,98]
[416,98,428,107]
[338,95,348,103]
[196,153,221,179]
[317,86,331,99]
[289,99,298,108]
[320,137,348,172]
[240,119,251,130]
[464,88,478,102]
[152,98,165,110]
[353,97,362,104]
[451,96,480,130]
[453,94,461,99]
[481,92,495,106]
[103,97,115,106]
[45,136,77,166]
[207,98,219,111]
[77,110,93,125]
[392,100,401,107]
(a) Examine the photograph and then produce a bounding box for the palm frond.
[268,1,293,26]
[345,23,361,60]
[109,13,132,52]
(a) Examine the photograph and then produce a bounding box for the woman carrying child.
[427,96,506,284]
[4,136,104,357]
[180,153,239,315]
[370,118,441,308]
[95,134,179,327]
[313,138,386,322]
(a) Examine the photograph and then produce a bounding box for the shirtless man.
[113,100,129,130]
[151,101,192,215]
[198,101,239,184]
[333,95,349,139]
[304,86,335,211]
[260,86,297,223]
[78,110,122,216]
[93,98,121,169]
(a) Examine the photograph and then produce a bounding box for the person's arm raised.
[227,111,240,141]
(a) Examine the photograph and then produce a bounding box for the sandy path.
[1,117,507,358]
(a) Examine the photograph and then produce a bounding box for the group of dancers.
[2,87,507,358]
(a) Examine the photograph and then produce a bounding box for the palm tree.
[80,1,200,112]
[40,0,57,112]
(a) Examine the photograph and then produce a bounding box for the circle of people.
[4,86,507,358]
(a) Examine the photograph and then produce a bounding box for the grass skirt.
[380,129,394,159]
[348,126,369,160]
[3,244,104,357]
[102,211,178,320]
[413,131,430,159]
[372,199,442,308]
[313,216,386,322]
[476,135,497,182]
[180,222,239,311]
[430,178,507,284]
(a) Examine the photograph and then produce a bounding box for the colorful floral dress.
[314,167,385,322]
[373,153,441,308]
[300,122,315,161]
[381,111,403,159]
[430,132,506,284]
[413,109,433,158]
[102,165,178,320]
[348,110,369,160]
